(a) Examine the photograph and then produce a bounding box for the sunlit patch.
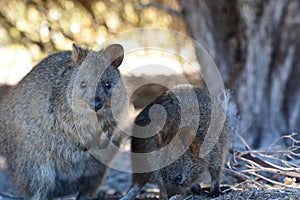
[70,23,80,34]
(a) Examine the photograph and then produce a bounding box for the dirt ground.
[97,188,300,200]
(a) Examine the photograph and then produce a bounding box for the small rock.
[169,194,184,200]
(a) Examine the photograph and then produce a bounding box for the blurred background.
[0,0,185,84]
[0,0,300,150]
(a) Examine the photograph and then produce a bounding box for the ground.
[97,189,300,200]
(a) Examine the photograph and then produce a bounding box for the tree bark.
[179,0,300,148]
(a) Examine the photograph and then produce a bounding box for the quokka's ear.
[174,126,197,152]
[72,43,89,65]
[103,44,124,68]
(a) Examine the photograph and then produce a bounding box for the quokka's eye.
[174,174,183,186]
[104,81,111,89]
[80,81,87,89]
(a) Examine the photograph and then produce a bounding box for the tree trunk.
[179,0,300,148]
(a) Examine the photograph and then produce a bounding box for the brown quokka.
[0,43,126,199]
[122,85,234,200]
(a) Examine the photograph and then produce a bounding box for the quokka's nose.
[94,97,102,111]
[91,97,108,112]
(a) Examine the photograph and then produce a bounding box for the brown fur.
[0,44,125,199]
[122,85,231,200]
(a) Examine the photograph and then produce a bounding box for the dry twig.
[227,132,300,189]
